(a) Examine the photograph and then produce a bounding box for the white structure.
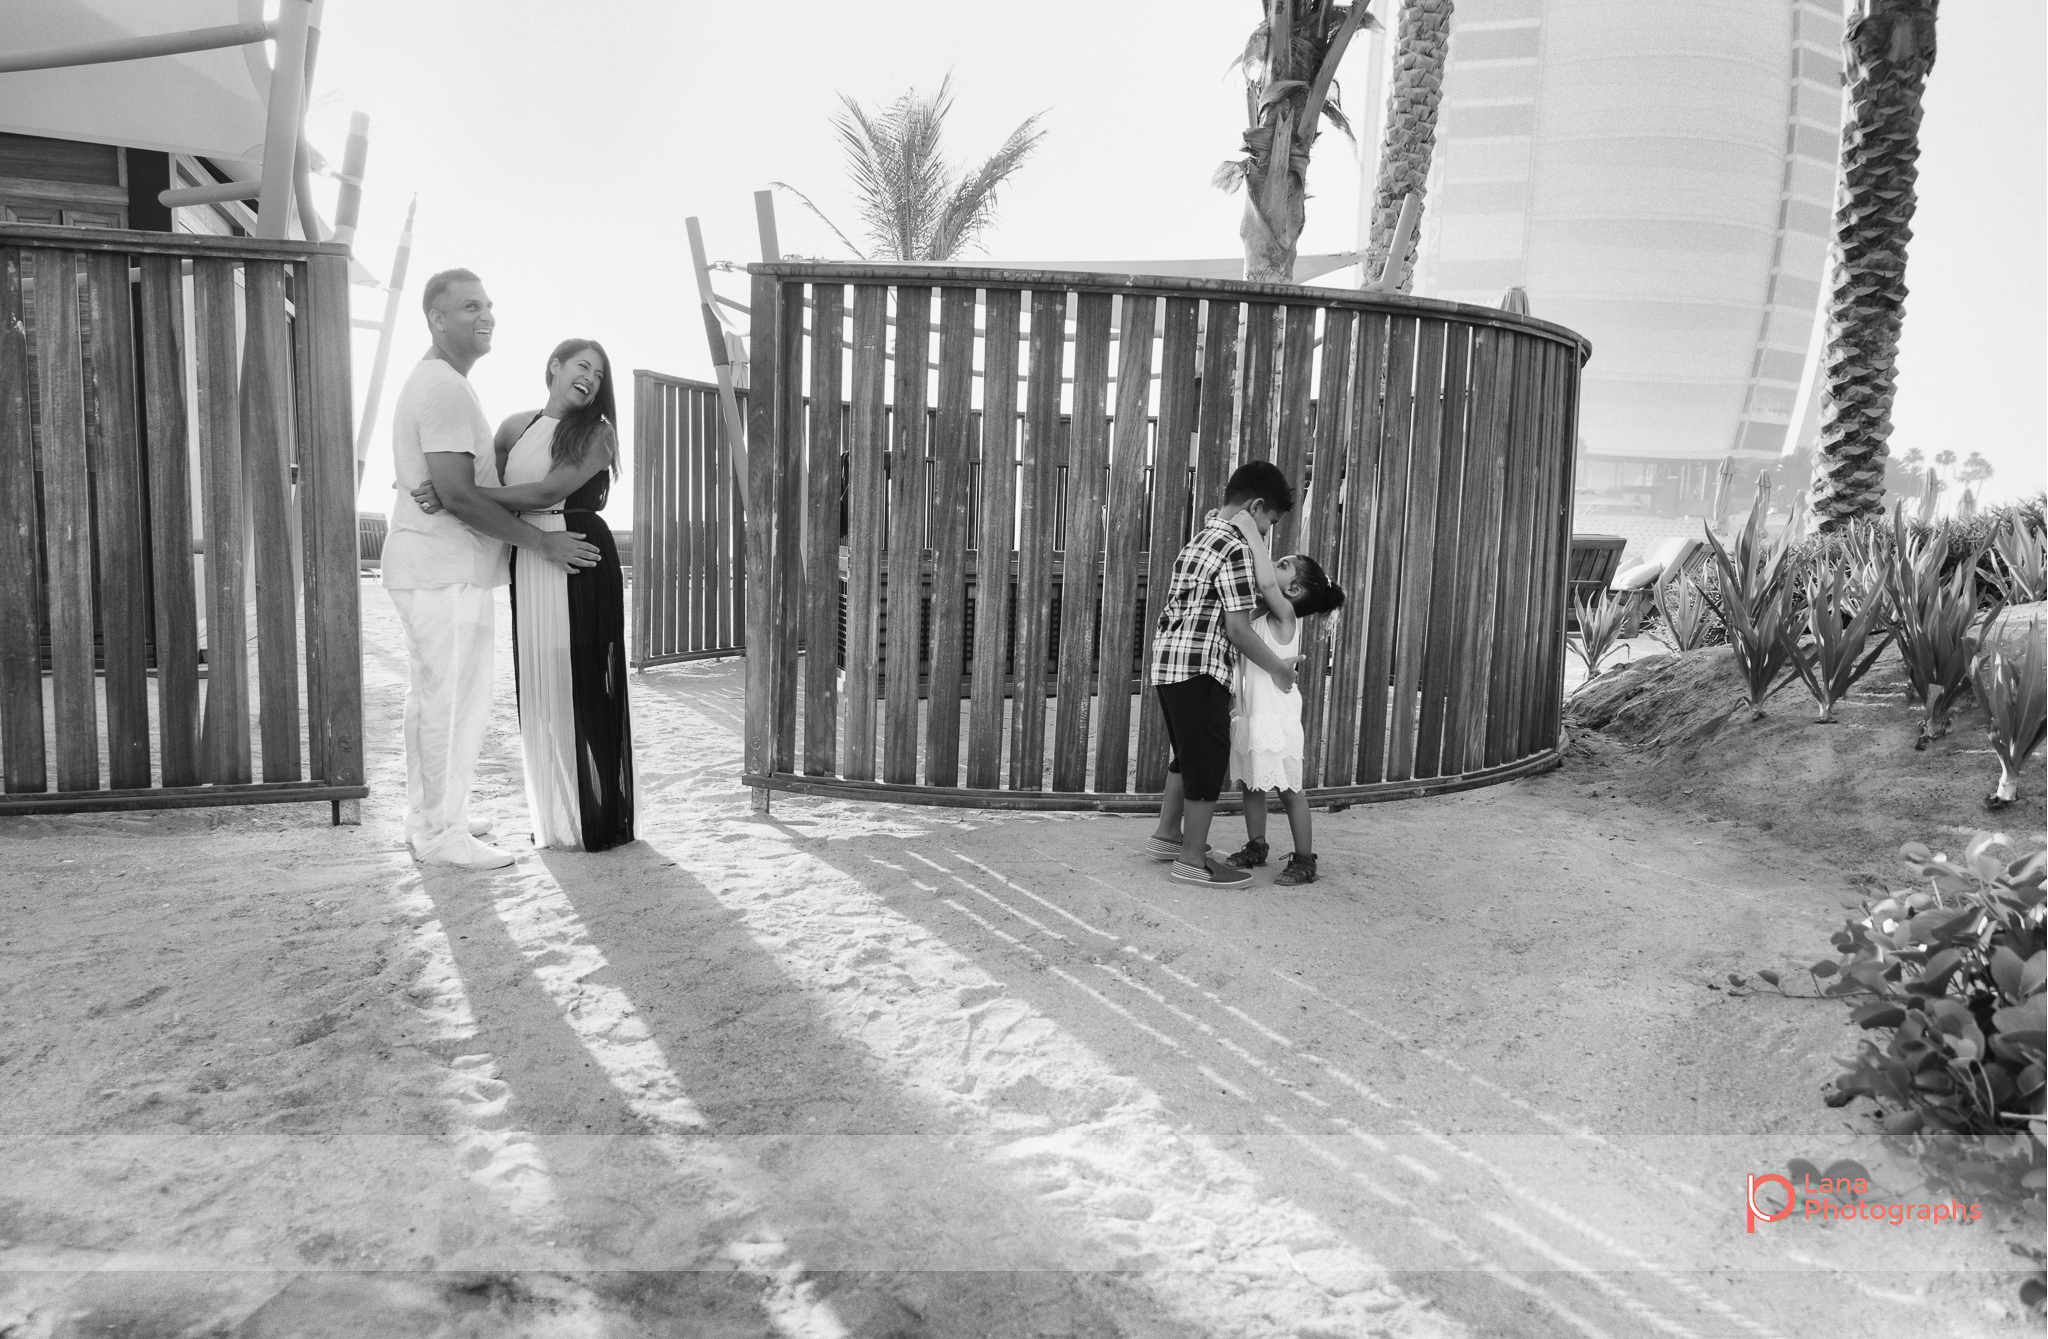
[1389,0,1845,512]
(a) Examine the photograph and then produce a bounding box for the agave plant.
[1881,502,2000,748]
[1784,565,1895,723]
[1987,521,2047,604]
[773,76,1044,262]
[1650,565,1722,652]
[1974,630,2046,808]
[1567,589,1633,684]
[1702,477,1799,717]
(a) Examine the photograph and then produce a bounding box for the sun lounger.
[1568,535,1627,609]
[1609,536,1704,635]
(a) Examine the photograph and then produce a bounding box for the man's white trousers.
[388,583,495,858]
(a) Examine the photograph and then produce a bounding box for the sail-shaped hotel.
[1400,0,1845,513]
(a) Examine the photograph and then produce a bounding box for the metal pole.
[0,21,272,75]
[355,195,417,487]
[687,216,751,507]
[255,0,313,239]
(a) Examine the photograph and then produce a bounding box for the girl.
[1223,511,1346,884]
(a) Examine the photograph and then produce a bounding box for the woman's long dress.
[505,416,635,850]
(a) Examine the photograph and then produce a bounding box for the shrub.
[1784,565,1894,724]
[1701,479,1798,717]
[1823,835,2046,1218]
[1976,630,2047,809]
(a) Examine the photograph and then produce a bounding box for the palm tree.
[774,77,1044,262]
[1214,2,1380,283]
[1360,0,1454,292]
[1809,0,1939,530]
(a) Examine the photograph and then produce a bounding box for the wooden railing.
[733,263,1588,809]
[0,223,364,819]
[631,371,746,666]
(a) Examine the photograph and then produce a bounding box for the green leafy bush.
[1824,835,2046,1217]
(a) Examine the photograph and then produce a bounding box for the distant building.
[1402,0,1844,517]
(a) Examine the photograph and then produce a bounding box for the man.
[381,269,599,869]
[1143,461,1301,887]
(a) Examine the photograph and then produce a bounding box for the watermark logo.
[1746,1170,1982,1231]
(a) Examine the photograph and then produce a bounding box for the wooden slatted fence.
[630,371,745,666]
[0,223,364,819]
[677,263,1586,809]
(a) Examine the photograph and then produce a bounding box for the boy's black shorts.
[1155,674,1232,803]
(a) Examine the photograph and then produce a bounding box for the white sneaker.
[417,835,516,870]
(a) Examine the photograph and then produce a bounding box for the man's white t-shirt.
[381,357,510,590]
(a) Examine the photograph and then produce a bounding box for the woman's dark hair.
[1288,554,1346,618]
[545,338,617,473]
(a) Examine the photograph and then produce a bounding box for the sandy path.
[0,579,2029,1338]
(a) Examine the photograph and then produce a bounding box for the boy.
[1144,461,1301,887]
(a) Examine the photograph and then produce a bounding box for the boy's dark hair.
[1289,555,1346,618]
[422,267,481,317]
[1223,460,1294,514]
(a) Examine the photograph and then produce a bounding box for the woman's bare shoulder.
[494,410,541,449]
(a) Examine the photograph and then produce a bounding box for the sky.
[307,0,2046,518]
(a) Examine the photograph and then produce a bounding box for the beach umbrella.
[0,1,271,172]
[1711,455,1737,529]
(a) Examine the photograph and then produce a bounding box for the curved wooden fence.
[735,263,1587,810]
[0,224,364,819]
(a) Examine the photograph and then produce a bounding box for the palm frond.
[767,182,868,261]
[1213,159,1251,193]
[1320,97,1355,142]
[926,114,1045,261]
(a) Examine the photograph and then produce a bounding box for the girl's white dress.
[1231,613,1305,791]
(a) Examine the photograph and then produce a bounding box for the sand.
[1,580,2040,1338]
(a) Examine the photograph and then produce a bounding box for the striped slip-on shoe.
[1169,860,1252,888]
[1141,836,1212,862]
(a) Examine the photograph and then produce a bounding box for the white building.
[1391,0,1844,514]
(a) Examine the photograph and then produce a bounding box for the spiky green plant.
[1974,631,2046,809]
[1702,477,1800,717]
[1567,588,1633,685]
[1215,1,1380,282]
[1784,566,1895,723]
[1651,566,1722,652]
[1881,503,1999,748]
[773,76,1044,262]
[1987,522,2047,604]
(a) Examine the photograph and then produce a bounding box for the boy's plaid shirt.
[1148,515,1261,687]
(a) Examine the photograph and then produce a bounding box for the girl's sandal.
[1275,853,1318,886]
[1226,838,1270,869]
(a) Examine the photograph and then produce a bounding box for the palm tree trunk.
[1243,105,1309,283]
[1362,0,1453,292]
[1810,0,1939,531]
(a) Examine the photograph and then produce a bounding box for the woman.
[422,338,634,850]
